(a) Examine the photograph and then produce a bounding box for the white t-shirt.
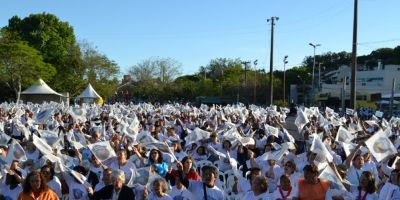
[187,180,224,200]
[236,178,251,197]
[94,181,106,192]
[90,165,103,180]
[25,149,40,162]
[48,176,62,198]
[271,187,294,200]
[169,186,193,200]
[109,160,137,183]
[345,165,363,187]
[260,163,283,193]
[174,151,187,162]
[325,188,353,200]
[378,182,398,200]
[2,184,22,200]
[242,191,271,200]
[277,172,302,189]
[147,192,173,200]
[64,172,91,200]
[351,190,378,200]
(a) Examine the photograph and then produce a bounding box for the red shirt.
[171,169,201,181]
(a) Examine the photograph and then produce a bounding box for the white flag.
[32,134,60,163]
[335,126,354,143]
[69,106,87,123]
[319,165,346,191]
[310,135,333,162]
[88,141,117,163]
[295,109,309,133]
[365,130,397,162]
[0,133,11,147]
[136,131,158,144]
[341,142,357,157]
[264,124,279,137]
[6,139,27,164]
[35,109,53,124]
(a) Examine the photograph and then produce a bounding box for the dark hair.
[391,169,400,183]
[6,169,22,185]
[222,140,232,148]
[73,165,88,176]
[201,165,217,177]
[359,171,376,194]
[247,167,262,180]
[149,149,163,163]
[22,171,48,194]
[303,164,319,174]
[196,146,207,155]
[41,164,55,179]
[285,160,296,169]
[252,175,269,193]
[173,141,183,153]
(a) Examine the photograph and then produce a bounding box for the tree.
[204,58,243,80]
[0,41,56,102]
[129,57,182,82]
[80,41,120,98]
[2,13,83,93]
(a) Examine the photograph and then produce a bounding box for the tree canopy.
[0,41,56,101]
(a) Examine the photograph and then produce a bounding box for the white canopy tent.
[76,84,101,103]
[21,79,67,104]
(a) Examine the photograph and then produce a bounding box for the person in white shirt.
[351,171,378,200]
[109,149,137,184]
[146,178,173,200]
[171,140,187,162]
[362,152,380,185]
[243,175,272,200]
[272,175,295,200]
[261,159,283,193]
[41,164,62,198]
[1,169,23,200]
[232,167,262,197]
[344,144,365,188]
[180,164,224,200]
[94,168,113,192]
[280,160,301,189]
[169,174,193,200]
[378,169,400,200]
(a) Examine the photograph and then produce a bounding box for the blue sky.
[1,0,399,76]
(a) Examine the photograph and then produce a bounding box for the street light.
[283,55,288,105]
[297,75,306,106]
[309,43,321,105]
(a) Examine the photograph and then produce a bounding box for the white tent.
[77,84,101,102]
[21,79,67,103]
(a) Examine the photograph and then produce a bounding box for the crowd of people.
[0,102,399,200]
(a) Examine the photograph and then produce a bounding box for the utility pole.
[342,77,347,115]
[242,61,251,102]
[309,43,321,106]
[242,61,251,87]
[267,16,278,105]
[390,78,396,117]
[318,63,322,91]
[350,0,358,109]
[253,60,258,104]
[283,55,288,105]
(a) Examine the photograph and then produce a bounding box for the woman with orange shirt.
[17,171,59,200]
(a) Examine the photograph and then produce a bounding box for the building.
[317,64,400,108]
